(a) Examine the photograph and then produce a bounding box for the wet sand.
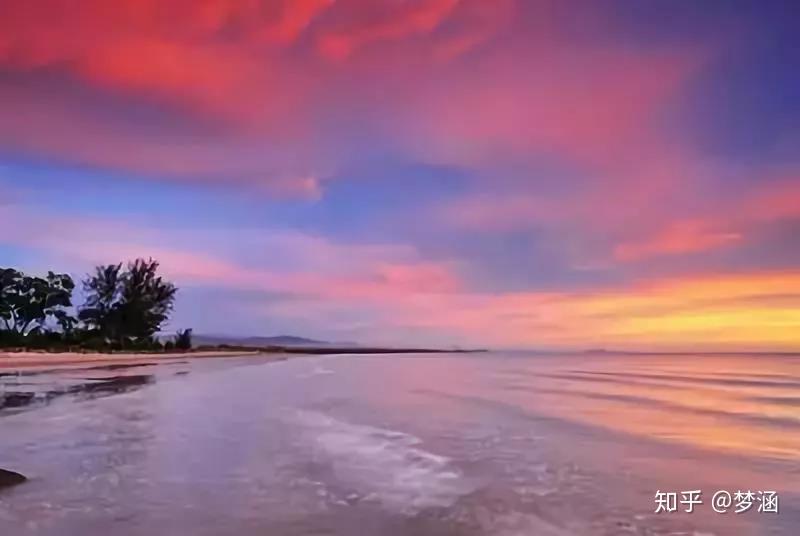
[0,350,269,373]
[0,346,475,373]
[1,351,797,535]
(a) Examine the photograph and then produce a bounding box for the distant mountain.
[192,334,331,348]
[243,335,327,346]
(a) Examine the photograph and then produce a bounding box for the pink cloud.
[614,219,742,262]
[435,148,800,264]
[0,0,715,211]
[439,193,588,231]
[612,177,800,262]
[744,177,800,221]
[0,205,463,303]
[317,0,462,60]
[3,203,798,350]
[255,0,334,44]
[403,46,705,166]
[431,0,515,61]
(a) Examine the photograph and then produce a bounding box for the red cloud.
[426,0,516,61]
[0,0,761,262]
[317,0,461,60]
[256,0,334,44]
[0,1,322,134]
[0,0,519,191]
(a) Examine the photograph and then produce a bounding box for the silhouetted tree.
[0,260,189,352]
[120,259,177,340]
[79,259,177,346]
[174,328,193,350]
[78,263,123,340]
[0,268,75,342]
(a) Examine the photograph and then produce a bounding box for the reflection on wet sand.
[0,352,797,535]
[0,362,177,413]
[492,356,800,461]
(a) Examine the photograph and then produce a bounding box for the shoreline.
[0,350,267,373]
[0,347,483,373]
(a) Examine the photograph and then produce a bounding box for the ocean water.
[0,351,798,535]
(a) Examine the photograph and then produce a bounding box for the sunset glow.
[1,1,798,350]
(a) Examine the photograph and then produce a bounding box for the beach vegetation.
[174,328,193,350]
[0,259,190,353]
[0,268,75,346]
[80,258,177,347]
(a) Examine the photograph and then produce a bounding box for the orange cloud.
[380,270,800,351]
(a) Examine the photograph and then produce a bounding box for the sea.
[1,351,798,535]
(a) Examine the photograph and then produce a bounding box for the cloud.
[612,177,800,262]
[4,0,699,197]
[0,0,719,245]
[256,0,335,44]
[317,0,461,60]
[435,163,800,269]
[438,193,588,232]
[430,0,515,61]
[0,204,463,302]
[614,219,742,262]
[2,202,798,350]
[1,1,797,349]
[0,0,516,195]
[744,177,800,221]
[378,270,800,350]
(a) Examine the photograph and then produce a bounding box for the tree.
[0,268,76,340]
[78,263,123,340]
[79,259,177,346]
[175,328,193,350]
[119,259,177,341]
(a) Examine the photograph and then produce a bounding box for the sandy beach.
[0,350,271,373]
[2,351,797,535]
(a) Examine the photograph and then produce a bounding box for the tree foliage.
[0,258,189,352]
[79,259,177,346]
[78,263,123,340]
[175,328,193,350]
[0,268,75,339]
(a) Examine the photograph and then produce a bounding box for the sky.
[1,0,799,351]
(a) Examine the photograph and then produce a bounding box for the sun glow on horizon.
[0,1,798,350]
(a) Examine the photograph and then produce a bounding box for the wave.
[291,410,474,514]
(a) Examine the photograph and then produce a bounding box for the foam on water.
[292,410,474,513]
[297,366,336,378]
